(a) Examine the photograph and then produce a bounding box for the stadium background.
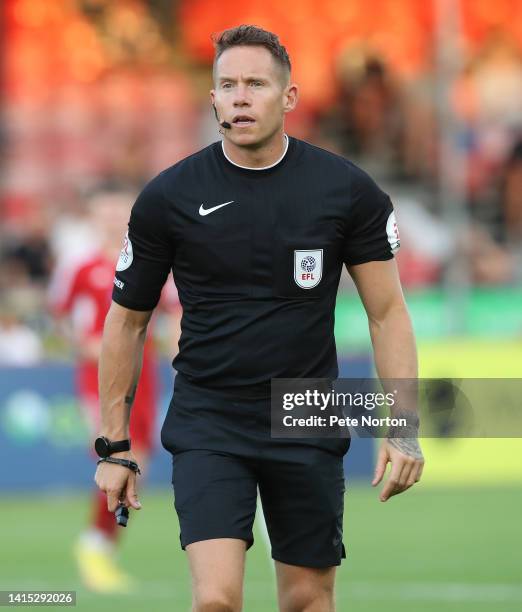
[0,0,521,610]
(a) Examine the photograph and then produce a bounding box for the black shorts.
[161,374,350,569]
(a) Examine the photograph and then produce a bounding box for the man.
[51,189,179,593]
[95,25,424,612]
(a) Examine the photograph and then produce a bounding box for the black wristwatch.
[94,436,131,458]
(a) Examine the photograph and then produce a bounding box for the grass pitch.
[1,484,521,611]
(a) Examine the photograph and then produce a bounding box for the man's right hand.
[94,452,142,512]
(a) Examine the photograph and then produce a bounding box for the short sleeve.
[112,176,175,311]
[343,166,400,266]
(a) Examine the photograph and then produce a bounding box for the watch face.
[94,437,110,458]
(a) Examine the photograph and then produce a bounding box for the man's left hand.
[371,438,424,502]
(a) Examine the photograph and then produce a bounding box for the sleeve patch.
[116,231,133,271]
[386,211,401,254]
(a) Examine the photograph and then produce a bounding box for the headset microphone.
[212,104,232,130]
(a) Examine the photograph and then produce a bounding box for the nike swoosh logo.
[199,200,235,216]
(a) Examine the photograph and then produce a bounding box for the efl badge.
[116,231,133,271]
[386,211,401,254]
[294,249,323,289]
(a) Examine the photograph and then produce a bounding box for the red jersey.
[51,252,165,450]
[52,254,118,341]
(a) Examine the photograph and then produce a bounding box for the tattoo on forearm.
[388,409,420,437]
[124,384,137,408]
[387,436,424,460]
[387,409,423,459]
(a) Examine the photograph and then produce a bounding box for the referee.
[95,25,424,612]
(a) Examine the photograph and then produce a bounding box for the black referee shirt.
[112,136,400,392]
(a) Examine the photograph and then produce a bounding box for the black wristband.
[97,457,141,475]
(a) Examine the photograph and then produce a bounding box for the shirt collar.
[221,134,289,171]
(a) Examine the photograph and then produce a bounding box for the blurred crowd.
[1,0,521,363]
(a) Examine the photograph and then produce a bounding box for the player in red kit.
[50,188,179,593]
